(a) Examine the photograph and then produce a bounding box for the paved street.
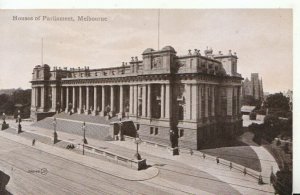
[0,128,242,195]
[0,120,277,195]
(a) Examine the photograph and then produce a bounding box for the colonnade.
[31,83,172,120]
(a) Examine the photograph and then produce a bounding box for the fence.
[77,143,147,170]
[124,135,263,183]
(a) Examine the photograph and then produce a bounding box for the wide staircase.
[31,113,120,140]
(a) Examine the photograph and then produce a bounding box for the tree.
[0,89,31,118]
[242,95,261,107]
[265,93,290,116]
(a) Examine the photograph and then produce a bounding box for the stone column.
[72,86,76,113]
[78,86,83,114]
[60,87,64,111]
[191,84,197,120]
[92,86,98,116]
[65,87,69,113]
[40,87,45,111]
[160,84,165,118]
[129,85,133,115]
[142,85,147,117]
[119,85,124,118]
[31,87,35,108]
[226,87,233,116]
[212,86,215,116]
[165,84,171,119]
[85,86,90,115]
[110,86,114,116]
[197,85,200,120]
[35,87,39,108]
[134,85,138,116]
[184,84,191,120]
[237,86,241,117]
[205,85,208,118]
[51,86,57,112]
[100,86,105,116]
[147,84,151,118]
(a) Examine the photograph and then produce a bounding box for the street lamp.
[82,121,88,155]
[16,114,22,134]
[2,113,6,124]
[52,117,58,144]
[1,113,7,131]
[134,133,142,160]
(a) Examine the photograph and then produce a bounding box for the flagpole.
[158,9,160,50]
[41,38,43,65]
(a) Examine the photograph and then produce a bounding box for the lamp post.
[17,113,22,134]
[1,113,7,130]
[82,121,88,155]
[52,117,58,144]
[2,113,6,124]
[134,133,142,160]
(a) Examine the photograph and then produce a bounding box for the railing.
[124,135,263,182]
[77,143,146,170]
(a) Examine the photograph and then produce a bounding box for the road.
[0,135,241,195]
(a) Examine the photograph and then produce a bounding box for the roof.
[241,105,256,113]
[161,46,176,53]
[142,48,155,54]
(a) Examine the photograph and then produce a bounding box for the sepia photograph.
[0,8,294,195]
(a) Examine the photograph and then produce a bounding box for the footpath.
[0,127,159,181]
[2,121,277,195]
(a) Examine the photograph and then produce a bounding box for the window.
[180,129,184,137]
[155,128,158,135]
[150,127,154,134]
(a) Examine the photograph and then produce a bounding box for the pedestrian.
[243,167,247,176]
[32,139,35,146]
[190,149,193,156]
[229,162,232,170]
[202,153,206,159]
[216,157,219,164]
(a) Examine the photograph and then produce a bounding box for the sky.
[0,9,293,93]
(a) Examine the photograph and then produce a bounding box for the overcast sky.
[0,9,292,93]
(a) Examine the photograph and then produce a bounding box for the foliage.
[274,170,292,195]
[265,93,290,117]
[0,89,31,118]
[242,95,261,107]
[249,113,292,144]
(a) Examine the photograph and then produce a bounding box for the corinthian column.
[65,87,69,113]
[78,86,83,114]
[147,84,151,118]
[92,86,98,116]
[110,86,114,116]
[100,86,105,116]
[142,85,147,117]
[160,84,165,118]
[72,86,76,113]
[118,85,124,118]
[85,86,90,115]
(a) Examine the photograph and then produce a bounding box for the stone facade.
[30,46,243,149]
[242,73,264,101]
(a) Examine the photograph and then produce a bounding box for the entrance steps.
[31,113,120,140]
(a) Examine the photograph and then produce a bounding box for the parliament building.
[30,46,243,149]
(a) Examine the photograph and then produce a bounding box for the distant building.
[242,73,264,101]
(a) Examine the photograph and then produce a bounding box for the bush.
[283,143,289,153]
[274,170,292,195]
[276,139,281,146]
